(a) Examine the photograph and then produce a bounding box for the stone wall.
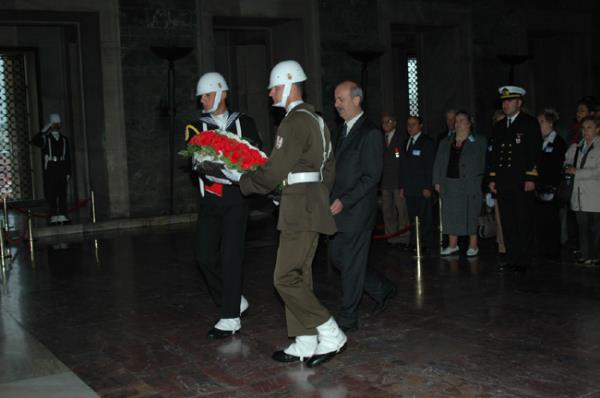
[119,0,199,216]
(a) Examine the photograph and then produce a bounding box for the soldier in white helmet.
[31,113,72,225]
[185,72,261,339]
[222,60,347,367]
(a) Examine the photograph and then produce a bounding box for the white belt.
[285,172,321,186]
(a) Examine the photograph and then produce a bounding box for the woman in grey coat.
[433,110,487,257]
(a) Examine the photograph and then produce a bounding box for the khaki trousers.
[274,230,331,337]
[381,189,410,244]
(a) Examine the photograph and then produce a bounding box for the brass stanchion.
[2,196,8,232]
[0,225,6,271]
[415,216,422,259]
[27,210,35,265]
[90,190,97,224]
[90,190,99,264]
[0,227,6,286]
[438,196,443,253]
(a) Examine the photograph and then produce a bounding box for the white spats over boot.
[207,317,241,340]
[306,317,347,367]
[272,335,318,363]
[240,295,249,316]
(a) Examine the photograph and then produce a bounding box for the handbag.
[478,205,497,239]
[556,174,574,203]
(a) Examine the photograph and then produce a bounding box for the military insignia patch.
[516,133,523,144]
[276,135,284,149]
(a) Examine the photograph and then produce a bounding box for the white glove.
[485,192,495,208]
[221,168,242,182]
[42,122,52,132]
[206,175,231,185]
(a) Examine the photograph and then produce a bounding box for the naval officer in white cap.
[488,85,542,271]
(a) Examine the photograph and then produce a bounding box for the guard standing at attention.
[488,86,542,270]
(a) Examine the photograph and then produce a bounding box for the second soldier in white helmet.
[186,72,261,339]
[222,60,348,367]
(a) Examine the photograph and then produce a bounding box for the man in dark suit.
[329,81,397,332]
[436,109,456,144]
[399,116,436,252]
[488,85,542,270]
[381,113,410,247]
[185,72,261,339]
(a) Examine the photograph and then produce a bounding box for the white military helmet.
[49,113,61,124]
[196,72,228,96]
[196,72,229,113]
[268,60,307,108]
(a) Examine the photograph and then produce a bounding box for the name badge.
[412,149,421,156]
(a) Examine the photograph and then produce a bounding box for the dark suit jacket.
[381,130,405,190]
[331,114,384,232]
[538,132,567,191]
[399,133,436,196]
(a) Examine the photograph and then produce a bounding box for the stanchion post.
[415,216,422,259]
[27,210,35,265]
[90,190,97,224]
[438,196,443,253]
[0,226,6,284]
[2,196,8,232]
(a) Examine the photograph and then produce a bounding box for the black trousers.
[44,162,68,216]
[534,198,561,257]
[498,190,535,265]
[575,211,600,261]
[405,195,433,248]
[329,230,394,327]
[195,202,249,318]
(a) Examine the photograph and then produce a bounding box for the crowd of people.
[184,59,599,368]
[381,90,600,270]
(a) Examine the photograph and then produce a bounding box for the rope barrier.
[372,223,414,240]
[7,197,90,219]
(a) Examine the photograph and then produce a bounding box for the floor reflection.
[0,223,599,397]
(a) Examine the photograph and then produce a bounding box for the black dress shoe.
[207,327,236,340]
[272,350,306,363]
[372,285,397,316]
[306,343,347,368]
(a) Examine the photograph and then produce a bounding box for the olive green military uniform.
[239,102,336,337]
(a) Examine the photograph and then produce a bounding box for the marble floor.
[1,214,599,397]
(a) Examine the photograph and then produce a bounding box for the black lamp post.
[497,54,530,84]
[150,46,193,215]
[347,50,384,107]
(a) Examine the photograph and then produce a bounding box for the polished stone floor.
[1,214,599,397]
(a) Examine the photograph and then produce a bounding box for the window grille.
[407,57,419,116]
[0,54,32,200]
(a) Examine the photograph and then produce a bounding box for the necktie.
[507,118,512,128]
[342,123,348,137]
[407,137,414,152]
